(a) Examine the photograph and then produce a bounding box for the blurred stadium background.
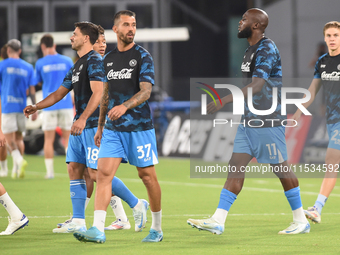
[0,0,339,163]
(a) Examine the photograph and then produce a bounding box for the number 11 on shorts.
[266,143,277,156]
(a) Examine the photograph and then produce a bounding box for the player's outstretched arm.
[23,85,70,118]
[95,82,109,147]
[107,82,152,121]
[292,78,322,122]
[71,80,103,136]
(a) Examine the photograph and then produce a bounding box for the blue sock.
[70,179,87,219]
[314,194,328,214]
[217,189,237,211]
[112,177,138,208]
[284,186,302,211]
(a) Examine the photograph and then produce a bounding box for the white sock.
[0,192,23,221]
[72,218,85,225]
[293,207,308,223]
[212,208,228,225]
[0,160,8,173]
[85,197,91,209]
[93,210,107,232]
[110,196,128,221]
[150,210,162,232]
[44,158,54,177]
[11,149,23,166]
[133,200,142,210]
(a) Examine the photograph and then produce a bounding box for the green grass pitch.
[1,155,340,255]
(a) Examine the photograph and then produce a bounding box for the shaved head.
[246,8,269,32]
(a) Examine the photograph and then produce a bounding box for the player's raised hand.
[107,104,128,121]
[207,101,224,114]
[23,105,38,118]
[71,118,86,136]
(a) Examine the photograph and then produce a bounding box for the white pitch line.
[24,171,340,197]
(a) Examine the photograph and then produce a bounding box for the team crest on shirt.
[129,59,137,67]
[250,53,254,60]
[337,64,340,70]
[79,64,83,71]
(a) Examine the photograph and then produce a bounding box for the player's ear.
[112,25,118,33]
[84,35,90,43]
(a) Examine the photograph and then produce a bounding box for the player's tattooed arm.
[98,82,109,127]
[123,82,152,109]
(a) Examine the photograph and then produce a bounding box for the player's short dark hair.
[74,21,99,45]
[113,10,136,26]
[323,21,340,35]
[97,25,105,35]
[40,34,54,47]
[1,44,8,59]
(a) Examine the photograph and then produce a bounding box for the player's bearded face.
[70,28,85,51]
[238,24,252,39]
[115,15,136,45]
[118,29,135,44]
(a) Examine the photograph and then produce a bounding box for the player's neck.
[7,53,19,59]
[117,41,135,52]
[44,48,57,57]
[77,44,93,58]
[247,33,265,46]
[329,48,340,57]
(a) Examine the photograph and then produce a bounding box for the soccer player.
[187,8,310,235]
[35,34,74,179]
[0,39,37,179]
[293,21,340,224]
[73,10,163,243]
[24,22,147,234]
[88,25,131,231]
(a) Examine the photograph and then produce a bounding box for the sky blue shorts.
[66,127,98,169]
[98,128,159,167]
[327,122,340,150]
[233,125,288,164]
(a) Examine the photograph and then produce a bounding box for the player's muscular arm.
[123,82,152,109]
[24,85,70,117]
[94,82,108,146]
[107,82,152,121]
[98,82,109,128]
[207,77,265,114]
[71,80,103,136]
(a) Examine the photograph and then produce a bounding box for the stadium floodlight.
[31,27,190,46]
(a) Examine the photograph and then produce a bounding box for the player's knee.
[140,174,154,186]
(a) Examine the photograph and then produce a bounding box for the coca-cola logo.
[321,71,340,81]
[107,68,134,80]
